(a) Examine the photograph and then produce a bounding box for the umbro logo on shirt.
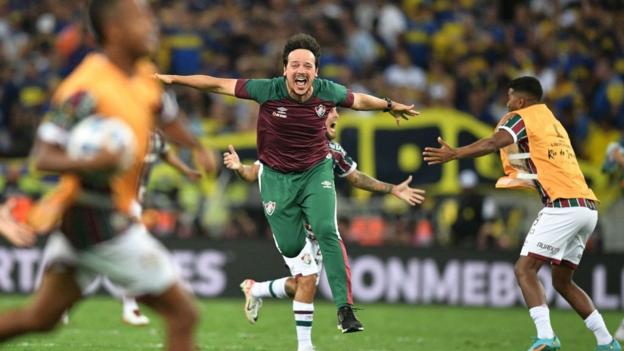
[321,180,333,189]
[272,107,288,118]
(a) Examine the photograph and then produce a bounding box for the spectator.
[383,48,426,91]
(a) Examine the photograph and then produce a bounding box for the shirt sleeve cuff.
[235,79,250,99]
[340,89,354,108]
[339,162,357,178]
[497,126,518,144]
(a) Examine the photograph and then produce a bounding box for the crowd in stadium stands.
[0,0,621,249]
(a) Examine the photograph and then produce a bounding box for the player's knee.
[552,273,571,293]
[170,308,198,333]
[26,309,60,332]
[514,261,528,281]
[294,275,317,301]
[297,275,317,293]
[163,294,199,332]
[285,278,298,297]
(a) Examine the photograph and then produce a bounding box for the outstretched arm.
[31,139,121,173]
[345,172,425,206]
[423,130,515,165]
[160,118,218,173]
[154,74,237,96]
[223,145,260,183]
[351,93,419,125]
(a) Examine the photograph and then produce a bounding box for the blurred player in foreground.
[0,1,200,350]
[224,107,425,351]
[423,76,620,351]
[54,131,201,327]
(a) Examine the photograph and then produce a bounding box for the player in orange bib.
[46,130,202,327]
[0,1,200,350]
[423,77,620,351]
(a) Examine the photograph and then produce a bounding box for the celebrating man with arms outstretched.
[224,106,424,351]
[156,33,418,333]
[423,76,621,351]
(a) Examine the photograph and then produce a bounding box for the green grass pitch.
[0,296,621,350]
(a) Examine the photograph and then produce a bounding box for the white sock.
[251,277,288,298]
[584,310,613,345]
[122,296,139,313]
[529,305,555,339]
[293,300,314,350]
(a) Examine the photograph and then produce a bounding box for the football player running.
[224,107,424,351]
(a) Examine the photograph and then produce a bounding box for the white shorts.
[283,236,323,282]
[520,207,598,268]
[41,224,178,296]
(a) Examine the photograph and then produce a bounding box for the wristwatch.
[383,97,393,112]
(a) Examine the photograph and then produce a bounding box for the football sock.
[122,296,140,313]
[529,305,555,339]
[293,300,314,350]
[251,277,288,298]
[584,310,613,345]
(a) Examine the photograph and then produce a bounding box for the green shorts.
[258,157,353,307]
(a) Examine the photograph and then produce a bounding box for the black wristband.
[383,97,393,112]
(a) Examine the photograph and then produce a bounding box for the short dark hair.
[509,76,543,101]
[282,33,321,68]
[87,0,120,44]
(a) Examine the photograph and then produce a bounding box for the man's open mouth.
[295,77,307,88]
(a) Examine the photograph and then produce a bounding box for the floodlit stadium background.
[0,0,623,308]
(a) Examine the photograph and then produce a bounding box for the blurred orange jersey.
[30,53,162,240]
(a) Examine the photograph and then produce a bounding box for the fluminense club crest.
[263,201,276,216]
[301,253,312,265]
[315,104,327,118]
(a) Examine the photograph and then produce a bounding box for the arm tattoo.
[352,171,393,194]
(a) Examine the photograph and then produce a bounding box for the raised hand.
[423,137,457,165]
[184,168,202,181]
[0,199,35,247]
[389,102,420,125]
[223,144,241,170]
[391,175,426,206]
